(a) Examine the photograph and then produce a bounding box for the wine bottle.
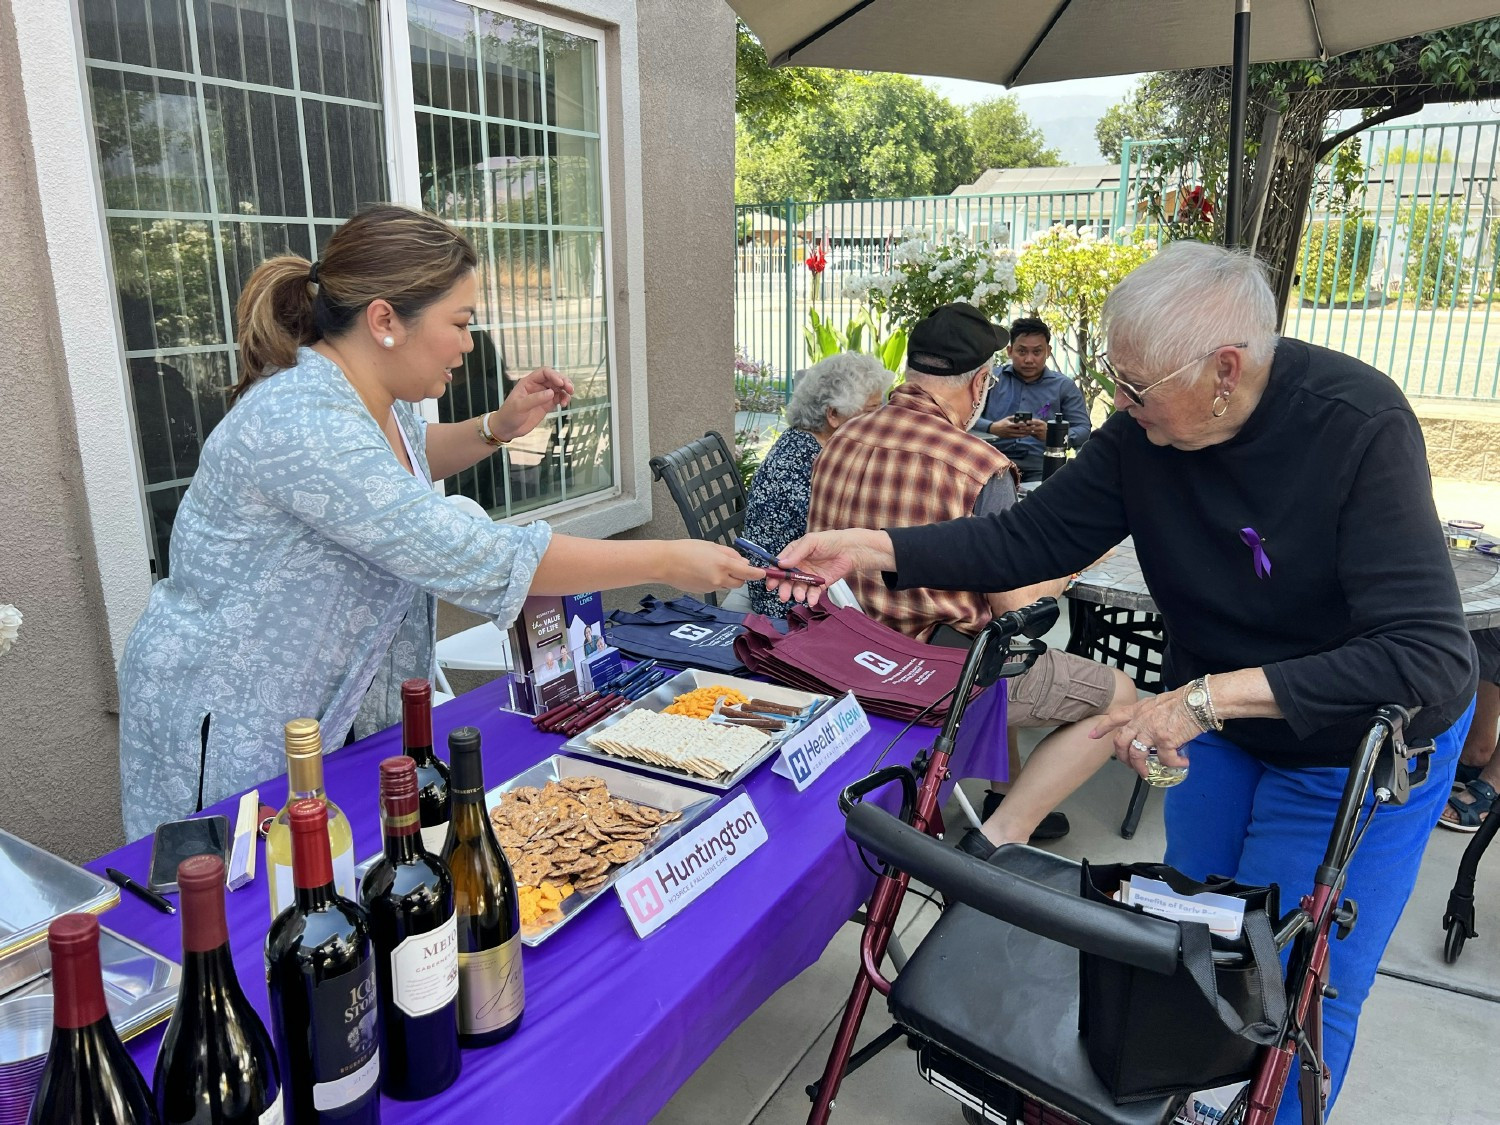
[29,913,160,1125]
[358,757,461,1100]
[154,855,282,1124]
[400,679,450,856]
[440,727,524,1046]
[264,800,380,1125]
[265,719,356,919]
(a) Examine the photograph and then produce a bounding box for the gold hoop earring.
[1211,392,1230,418]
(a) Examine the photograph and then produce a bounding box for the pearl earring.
[382,336,395,349]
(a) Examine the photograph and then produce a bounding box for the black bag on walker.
[1077,861,1287,1102]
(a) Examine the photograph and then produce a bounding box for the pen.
[763,566,827,587]
[105,867,176,915]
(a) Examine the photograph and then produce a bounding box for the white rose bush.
[845,228,1020,332]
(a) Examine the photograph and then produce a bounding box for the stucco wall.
[619,0,738,567]
[0,1,126,861]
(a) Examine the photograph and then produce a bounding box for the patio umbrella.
[730,0,1499,244]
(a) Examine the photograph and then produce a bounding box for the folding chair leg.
[433,663,455,696]
[1119,776,1151,839]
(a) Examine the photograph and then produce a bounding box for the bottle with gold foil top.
[265,718,356,918]
[440,727,524,1045]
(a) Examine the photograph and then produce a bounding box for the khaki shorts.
[1006,647,1117,727]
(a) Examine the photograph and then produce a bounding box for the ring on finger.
[1129,738,1153,755]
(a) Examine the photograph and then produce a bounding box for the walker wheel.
[1443,921,1467,964]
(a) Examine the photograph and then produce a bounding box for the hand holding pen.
[734,536,827,587]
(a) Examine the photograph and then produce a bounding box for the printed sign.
[617,792,767,938]
[771,692,870,792]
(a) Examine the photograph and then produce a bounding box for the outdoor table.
[85,678,943,1122]
[1068,533,1500,633]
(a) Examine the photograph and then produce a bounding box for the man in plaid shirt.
[807,303,1134,850]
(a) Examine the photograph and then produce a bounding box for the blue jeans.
[1162,699,1473,1123]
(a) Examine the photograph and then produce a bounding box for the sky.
[918,73,1144,107]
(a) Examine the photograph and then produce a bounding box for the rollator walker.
[810,597,1431,1125]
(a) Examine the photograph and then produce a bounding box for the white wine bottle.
[265,718,355,919]
[441,727,524,1046]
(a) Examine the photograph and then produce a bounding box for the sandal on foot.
[1439,779,1497,833]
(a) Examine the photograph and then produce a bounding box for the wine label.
[271,847,358,915]
[456,934,524,1033]
[259,1093,284,1125]
[420,821,450,856]
[391,913,459,1018]
[309,959,380,1111]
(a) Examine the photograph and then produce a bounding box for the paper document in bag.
[1124,875,1246,939]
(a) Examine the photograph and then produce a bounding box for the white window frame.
[13,0,654,666]
[381,0,653,538]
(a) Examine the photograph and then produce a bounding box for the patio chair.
[649,431,747,606]
[1064,601,1167,839]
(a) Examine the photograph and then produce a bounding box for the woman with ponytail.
[116,204,759,840]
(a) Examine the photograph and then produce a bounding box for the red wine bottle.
[441,727,524,1046]
[358,757,461,1100]
[265,800,380,1125]
[400,679,450,855]
[154,855,281,1124]
[28,913,159,1125]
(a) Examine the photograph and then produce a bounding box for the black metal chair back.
[1065,602,1168,839]
[648,431,747,605]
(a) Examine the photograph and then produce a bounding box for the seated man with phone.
[806,303,1133,847]
[971,317,1092,481]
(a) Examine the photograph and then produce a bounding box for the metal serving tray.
[0,830,118,970]
[0,928,180,1062]
[558,668,834,791]
[486,756,717,946]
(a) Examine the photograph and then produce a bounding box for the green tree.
[1094,79,1173,162]
[736,73,976,202]
[1126,17,1500,314]
[1380,143,1457,163]
[967,95,1061,171]
[735,19,831,132]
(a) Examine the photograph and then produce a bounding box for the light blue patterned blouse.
[117,349,551,841]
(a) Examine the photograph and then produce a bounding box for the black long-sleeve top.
[886,338,1478,765]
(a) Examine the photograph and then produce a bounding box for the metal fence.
[736,117,1500,405]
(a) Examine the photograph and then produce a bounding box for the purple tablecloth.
[86,678,1004,1123]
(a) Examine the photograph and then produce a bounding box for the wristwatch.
[1184,676,1223,733]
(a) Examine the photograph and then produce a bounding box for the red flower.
[805,240,827,275]
[1177,185,1214,223]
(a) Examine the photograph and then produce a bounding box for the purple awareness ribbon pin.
[1240,527,1271,579]
[1037,402,1052,420]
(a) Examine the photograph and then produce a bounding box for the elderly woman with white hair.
[772,241,1477,1120]
[743,352,888,617]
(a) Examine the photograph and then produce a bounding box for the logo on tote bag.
[854,650,899,677]
[670,623,714,642]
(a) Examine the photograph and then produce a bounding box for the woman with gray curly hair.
[744,352,889,617]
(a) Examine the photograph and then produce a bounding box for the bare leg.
[980,668,1138,847]
[1442,680,1500,827]
[1458,680,1500,769]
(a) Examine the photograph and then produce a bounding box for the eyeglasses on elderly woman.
[1101,343,1248,407]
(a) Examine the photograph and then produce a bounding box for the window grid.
[408,0,613,516]
[83,0,388,573]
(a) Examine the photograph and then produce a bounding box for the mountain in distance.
[1011,91,1115,166]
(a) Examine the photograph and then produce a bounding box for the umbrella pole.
[1225,0,1251,247]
